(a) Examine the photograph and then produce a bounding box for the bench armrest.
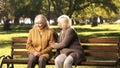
[0,55,12,64]
[4,55,12,59]
[0,55,5,58]
[0,55,12,68]
[118,57,120,64]
[0,55,6,67]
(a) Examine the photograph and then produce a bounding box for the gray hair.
[57,15,72,27]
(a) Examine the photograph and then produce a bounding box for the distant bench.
[0,37,120,68]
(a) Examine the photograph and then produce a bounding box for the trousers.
[55,54,73,68]
[27,54,48,68]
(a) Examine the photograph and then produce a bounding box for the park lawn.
[0,23,120,68]
[73,23,120,38]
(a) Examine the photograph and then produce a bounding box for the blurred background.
[0,0,120,27]
[0,0,120,68]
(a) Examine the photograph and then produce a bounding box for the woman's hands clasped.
[33,52,42,56]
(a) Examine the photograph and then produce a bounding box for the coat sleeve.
[26,30,36,54]
[41,29,58,54]
[53,28,75,49]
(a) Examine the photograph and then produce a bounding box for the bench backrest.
[11,37,28,59]
[11,37,120,60]
[80,38,120,60]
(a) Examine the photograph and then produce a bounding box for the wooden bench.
[0,37,120,68]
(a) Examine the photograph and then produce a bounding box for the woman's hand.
[49,41,55,48]
[33,52,42,56]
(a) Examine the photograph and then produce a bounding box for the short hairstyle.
[57,15,72,28]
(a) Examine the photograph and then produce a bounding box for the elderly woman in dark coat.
[50,15,86,68]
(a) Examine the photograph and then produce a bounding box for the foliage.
[0,0,5,14]
[9,0,43,20]
[0,0,119,23]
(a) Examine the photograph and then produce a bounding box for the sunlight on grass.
[73,24,120,38]
[0,33,28,56]
[73,23,120,31]
[0,45,11,55]
[0,33,28,41]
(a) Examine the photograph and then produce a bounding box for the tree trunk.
[3,19,11,30]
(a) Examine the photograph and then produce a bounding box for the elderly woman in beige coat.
[50,15,86,68]
[26,14,57,68]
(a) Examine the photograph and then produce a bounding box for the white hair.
[57,15,72,27]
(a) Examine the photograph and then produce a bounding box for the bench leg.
[10,64,14,68]
[7,63,10,68]
[0,63,10,68]
[0,63,3,68]
[115,64,120,68]
[0,55,5,68]
[7,64,14,68]
[0,63,14,68]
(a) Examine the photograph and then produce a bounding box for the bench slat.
[2,59,55,65]
[12,37,27,43]
[80,38,119,43]
[85,52,118,57]
[2,59,28,64]
[12,45,26,49]
[12,51,28,55]
[80,60,117,66]
[2,59,117,66]
[83,46,118,50]
[12,51,118,57]
[13,45,119,50]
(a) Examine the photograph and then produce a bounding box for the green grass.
[73,23,120,38]
[0,23,120,68]
[51,23,120,38]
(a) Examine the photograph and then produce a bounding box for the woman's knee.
[55,57,60,63]
[55,57,63,64]
[28,54,37,62]
[38,56,47,63]
[64,56,73,65]
[55,54,67,64]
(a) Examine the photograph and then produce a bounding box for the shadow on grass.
[79,32,120,38]
[0,24,32,34]
[74,28,120,38]
[0,40,11,48]
[75,28,118,32]
[54,27,120,38]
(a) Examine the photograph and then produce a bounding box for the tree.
[50,0,118,20]
[0,0,119,25]
[0,0,5,15]
[0,0,12,30]
[73,0,119,20]
[9,0,43,24]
